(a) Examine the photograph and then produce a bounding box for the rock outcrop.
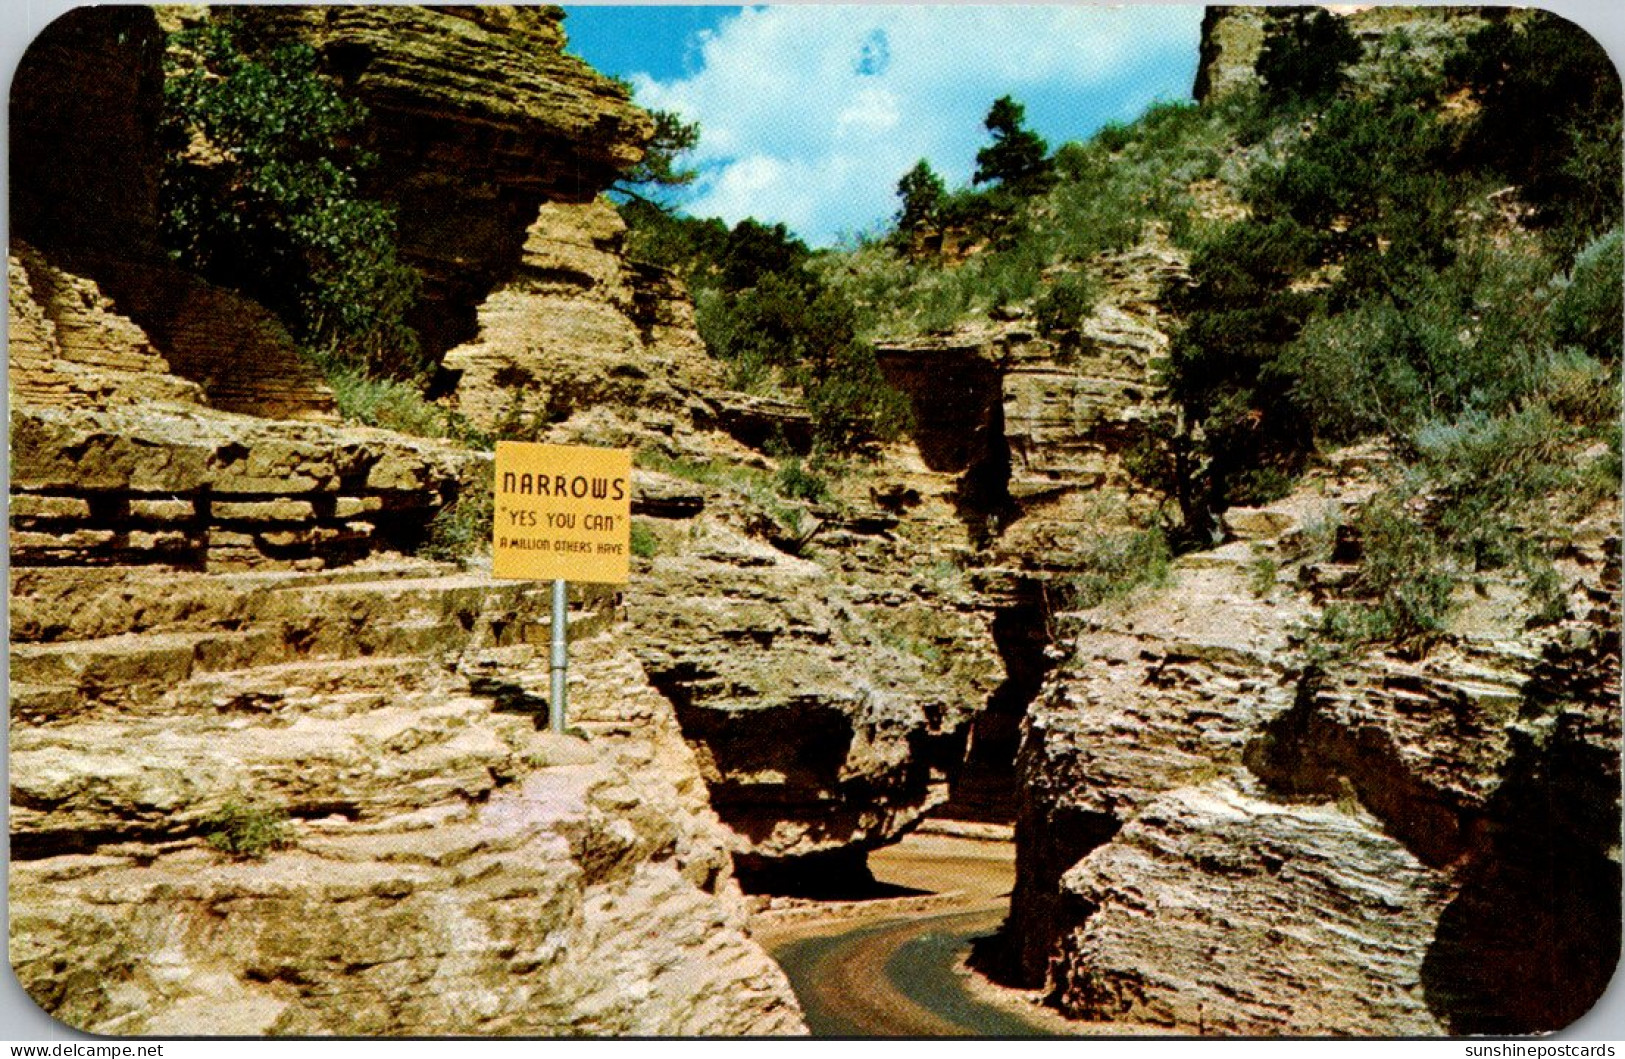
[442,200,723,434]
[9,5,806,1036]
[8,244,206,412]
[138,4,1009,885]
[622,484,1001,884]
[10,6,334,420]
[1192,6,1501,105]
[1002,451,1621,1035]
[10,404,466,572]
[231,4,653,360]
[9,559,803,1035]
[973,12,1624,1034]
[867,231,1188,823]
[875,231,1182,568]
[19,2,1611,1040]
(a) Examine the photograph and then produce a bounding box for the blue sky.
[562,5,1204,246]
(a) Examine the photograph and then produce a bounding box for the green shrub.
[630,522,659,559]
[421,462,494,562]
[1248,555,1280,597]
[1314,600,1405,650]
[1280,239,1552,442]
[935,187,1006,237]
[775,458,832,503]
[1064,527,1172,609]
[160,17,421,376]
[693,260,910,454]
[804,343,913,454]
[1446,11,1623,246]
[1255,9,1363,106]
[1413,406,1568,512]
[1320,498,1456,648]
[1035,274,1098,340]
[1161,217,1320,515]
[1092,122,1133,154]
[719,219,813,293]
[204,799,290,858]
[1548,227,1624,364]
[318,355,486,444]
[820,97,1237,343]
[621,198,730,276]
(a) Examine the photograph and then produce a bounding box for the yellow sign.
[491,442,632,584]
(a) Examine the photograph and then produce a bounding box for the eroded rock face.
[9,6,807,1036]
[11,6,334,420]
[443,200,722,433]
[875,231,1183,568]
[234,4,653,359]
[1003,455,1621,1035]
[614,472,1003,882]
[1053,782,1454,1035]
[8,244,205,411]
[8,554,805,1036]
[10,404,469,571]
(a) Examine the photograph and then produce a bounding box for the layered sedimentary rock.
[866,233,1189,823]
[876,231,1182,569]
[1057,781,1455,1035]
[132,5,1005,882]
[1005,451,1621,1035]
[442,200,723,434]
[233,4,653,358]
[9,559,803,1035]
[11,404,468,572]
[9,5,806,1035]
[11,6,334,419]
[7,408,807,1034]
[8,244,205,411]
[612,468,1002,883]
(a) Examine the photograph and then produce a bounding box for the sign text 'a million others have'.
[492,441,632,584]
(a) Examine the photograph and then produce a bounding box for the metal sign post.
[490,441,632,738]
[550,577,568,733]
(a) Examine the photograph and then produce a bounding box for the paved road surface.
[757,831,1059,1037]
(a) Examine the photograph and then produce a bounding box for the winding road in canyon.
[751,829,1080,1037]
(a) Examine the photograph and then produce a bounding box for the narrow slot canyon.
[738,581,1072,1034]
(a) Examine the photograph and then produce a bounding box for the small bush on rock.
[204,799,291,858]
[421,462,495,562]
[1064,527,1173,610]
[630,522,659,559]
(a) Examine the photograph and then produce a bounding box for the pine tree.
[973,96,1052,195]
[895,159,946,231]
[615,108,702,210]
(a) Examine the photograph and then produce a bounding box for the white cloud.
[835,87,902,139]
[633,5,1204,244]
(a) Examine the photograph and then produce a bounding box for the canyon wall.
[11,2,1617,1039]
[10,7,334,420]
[7,6,804,1035]
[1005,462,1619,1034]
[993,6,1623,1036]
[8,5,1019,1031]
[232,4,1009,877]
